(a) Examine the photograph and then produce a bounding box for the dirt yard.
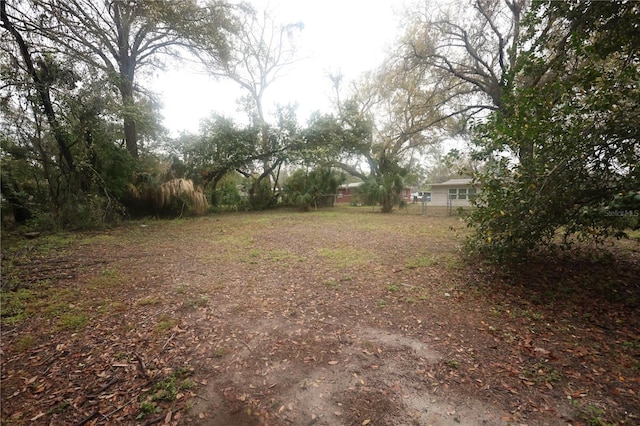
[1,208,639,425]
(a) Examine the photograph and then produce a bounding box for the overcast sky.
[149,0,407,136]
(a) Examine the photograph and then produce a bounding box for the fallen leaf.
[534,347,550,356]
[362,420,371,425]
[328,360,339,365]
[30,413,45,421]
[501,382,519,395]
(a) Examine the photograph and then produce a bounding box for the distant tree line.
[2,0,637,263]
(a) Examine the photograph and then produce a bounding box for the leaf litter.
[1,210,639,425]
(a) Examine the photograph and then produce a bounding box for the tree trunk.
[123,107,138,158]
[119,69,138,158]
[257,93,270,185]
[113,2,139,158]
[381,194,394,213]
[251,95,272,208]
[210,173,226,208]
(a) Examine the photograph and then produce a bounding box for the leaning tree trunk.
[1,0,75,173]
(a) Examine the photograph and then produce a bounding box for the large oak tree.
[468,0,640,261]
[198,5,303,207]
[18,0,237,158]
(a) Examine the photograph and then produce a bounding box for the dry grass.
[157,178,208,216]
[129,177,208,216]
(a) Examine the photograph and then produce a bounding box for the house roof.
[427,178,475,187]
[338,182,364,189]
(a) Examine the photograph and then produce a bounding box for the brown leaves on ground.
[1,208,639,425]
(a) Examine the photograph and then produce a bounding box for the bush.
[247,178,277,211]
[211,178,244,212]
[282,167,344,211]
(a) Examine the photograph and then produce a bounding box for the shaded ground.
[1,208,639,425]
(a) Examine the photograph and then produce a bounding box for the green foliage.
[0,288,34,325]
[316,247,372,268]
[0,136,37,224]
[356,178,382,207]
[57,312,88,331]
[180,115,258,191]
[137,367,195,419]
[570,401,616,426]
[306,82,414,215]
[211,174,244,211]
[406,255,437,269]
[378,154,408,213]
[445,359,458,369]
[299,112,372,165]
[424,148,475,184]
[1,0,222,228]
[0,48,137,230]
[245,177,276,210]
[14,335,37,352]
[58,193,127,231]
[467,0,640,262]
[88,140,137,201]
[136,401,159,420]
[356,152,408,213]
[282,167,345,210]
[297,94,417,215]
[174,113,315,212]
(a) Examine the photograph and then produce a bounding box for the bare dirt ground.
[1,208,639,425]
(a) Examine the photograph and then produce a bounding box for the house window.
[458,188,467,200]
[468,188,477,199]
[448,188,457,200]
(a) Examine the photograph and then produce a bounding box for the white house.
[418,178,480,215]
